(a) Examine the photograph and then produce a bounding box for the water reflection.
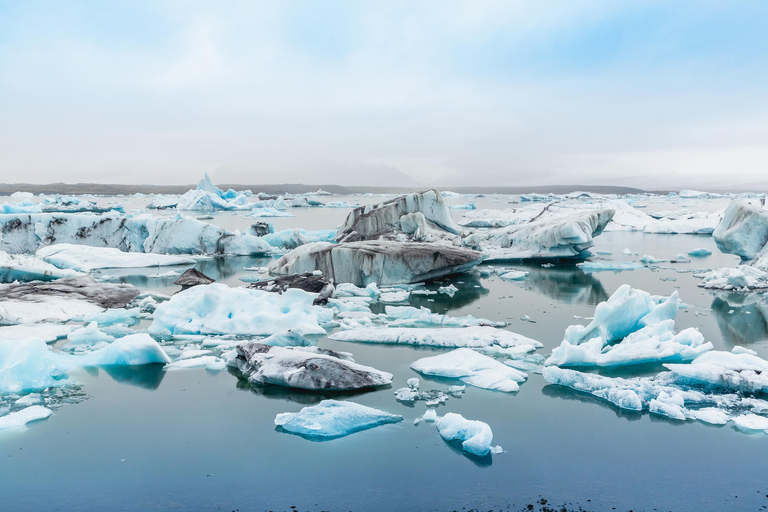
[81,364,166,390]
[196,255,275,281]
[541,384,643,422]
[711,294,768,346]
[407,273,490,313]
[518,265,609,305]
[441,438,494,467]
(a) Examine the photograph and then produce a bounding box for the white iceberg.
[713,200,768,260]
[150,284,330,336]
[0,251,81,283]
[665,350,768,394]
[37,244,196,272]
[274,400,402,439]
[436,412,500,457]
[0,405,52,431]
[698,266,768,290]
[411,348,527,392]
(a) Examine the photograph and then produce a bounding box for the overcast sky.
[1,1,767,190]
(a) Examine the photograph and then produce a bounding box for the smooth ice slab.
[0,251,80,283]
[0,406,52,431]
[232,343,393,391]
[411,348,527,392]
[274,400,402,439]
[328,327,539,352]
[37,244,196,272]
[149,283,330,336]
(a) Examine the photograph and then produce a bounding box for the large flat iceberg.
[149,283,330,336]
[411,348,527,392]
[274,400,402,439]
[37,244,196,272]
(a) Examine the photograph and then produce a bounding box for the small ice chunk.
[732,414,768,433]
[688,248,712,258]
[436,412,499,457]
[411,348,527,392]
[437,284,459,297]
[498,270,528,281]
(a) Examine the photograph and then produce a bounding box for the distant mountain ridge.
[0,182,653,196]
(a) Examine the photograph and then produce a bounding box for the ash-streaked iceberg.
[231,343,392,391]
[335,190,461,243]
[274,400,402,439]
[269,241,484,286]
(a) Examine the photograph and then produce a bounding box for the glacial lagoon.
[2,190,768,512]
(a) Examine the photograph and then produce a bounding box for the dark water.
[2,198,768,511]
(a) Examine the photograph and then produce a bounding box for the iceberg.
[436,413,500,457]
[0,406,52,431]
[0,276,139,325]
[665,350,768,394]
[174,174,251,211]
[688,248,712,258]
[329,326,540,354]
[546,286,711,367]
[477,207,614,260]
[248,207,294,218]
[335,190,461,243]
[0,251,81,283]
[606,200,722,234]
[713,200,768,260]
[247,272,334,305]
[411,348,527,392]
[698,266,768,290]
[37,244,196,272]
[149,284,330,336]
[269,241,484,286]
[232,343,392,390]
[0,324,75,343]
[0,212,272,256]
[274,400,402,439]
[0,333,169,394]
[261,229,336,250]
[61,322,114,353]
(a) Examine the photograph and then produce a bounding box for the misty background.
[1,1,767,191]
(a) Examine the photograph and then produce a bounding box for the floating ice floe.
[230,343,392,391]
[0,324,75,343]
[498,270,528,281]
[411,348,527,392]
[665,350,768,394]
[0,251,81,283]
[383,306,506,328]
[335,190,461,243]
[149,283,331,336]
[394,378,464,406]
[0,406,53,431]
[37,244,196,272]
[0,333,169,394]
[606,200,722,234]
[698,266,768,291]
[269,241,484,286]
[0,276,139,324]
[688,248,712,258]
[546,285,712,367]
[329,326,540,355]
[577,261,643,273]
[61,322,115,353]
[435,412,501,457]
[274,400,402,439]
[0,211,273,256]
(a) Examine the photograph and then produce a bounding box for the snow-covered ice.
[0,406,52,431]
[37,244,196,272]
[411,348,527,392]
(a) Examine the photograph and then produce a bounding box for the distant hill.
[0,182,651,196]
